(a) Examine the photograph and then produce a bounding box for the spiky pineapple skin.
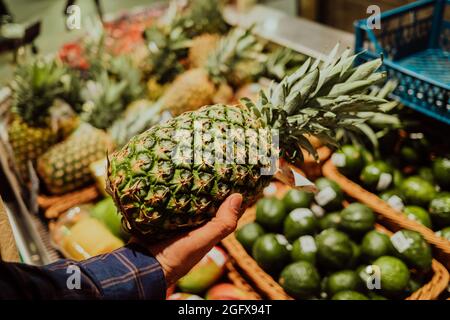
[8,117,59,180]
[37,124,114,195]
[188,33,220,68]
[162,68,215,116]
[107,104,272,241]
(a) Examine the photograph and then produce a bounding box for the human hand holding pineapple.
[143,193,243,286]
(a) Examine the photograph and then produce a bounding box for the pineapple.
[37,123,114,195]
[106,46,387,241]
[80,72,128,130]
[188,33,221,68]
[161,27,264,116]
[8,59,77,181]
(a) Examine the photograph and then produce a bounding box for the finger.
[170,193,243,255]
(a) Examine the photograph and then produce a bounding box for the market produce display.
[234,181,442,300]
[331,141,450,238]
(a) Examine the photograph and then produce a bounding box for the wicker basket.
[0,196,20,262]
[298,146,332,180]
[322,159,450,270]
[44,186,100,219]
[225,260,261,300]
[222,181,449,300]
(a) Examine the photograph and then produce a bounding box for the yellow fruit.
[161,68,215,116]
[188,33,220,68]
[62,217,124,261]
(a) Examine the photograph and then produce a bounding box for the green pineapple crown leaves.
[80,71,128,130]
[240,44,388,163]
[11,58,66,127]
[263,47,308,81]
[206,26,265,85]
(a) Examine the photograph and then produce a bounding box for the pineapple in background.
[80,71,128,130]
[8,59,78,181]
[37,123,114,195]
[188,33,221,68]
[106,46,388,241]
[161,27,265,116]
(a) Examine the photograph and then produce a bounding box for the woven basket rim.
[322,159,450,268]
[223,180,449,300]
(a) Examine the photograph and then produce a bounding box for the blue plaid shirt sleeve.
[0,244,166,300]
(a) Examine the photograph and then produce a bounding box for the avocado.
[332,145,364,177]
[282,189,313,212]
[291,235,317,264]
[252,233,291,274]
[390,230,432,271]
[429,194,450,227]
[360,161,393,192]
[339,203,376,235]
[235,222,265,252]
[318,212,341,230]
[400,176,436,207]
[283,208,318,241]
[361,230,393,262]
[316,229,353,270]
[279,261,321,299]
[402,206,432,229]
[331,290,369,300]
[255,197,286,231]
[433,157,450,189]
[373,256,410,293]
[314,178,344,211]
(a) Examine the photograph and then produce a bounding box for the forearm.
[0,244,166,300]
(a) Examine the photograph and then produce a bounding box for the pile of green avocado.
[235,182,434,300]
[332,139,450,239]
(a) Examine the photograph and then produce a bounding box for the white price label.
[315,187,337,206]
[331,153,346,167]
[391,232,413,253]
[290,208,314,222]
[376,173,392,191]
[387,195,404,211]
[311,204,325,217]
[300,235,317,253]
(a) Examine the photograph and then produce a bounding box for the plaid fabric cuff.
[80,244,166,300]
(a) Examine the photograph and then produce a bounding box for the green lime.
[318,212,341,230]
[400,136,429,165]
[436,227,450,241]
[379,189,405,211]
[332,145,364,177]
[252,234,291,274]
[433,157,450,189]
[282,189,313,212]
[373,256,410,292]
[235,222,265,252]
[367,292,388,300]
[291,235,317,264]
[326,270,361,296]
[400,176,437,207]
[283,208,317,241]
[349,241,361,268]
[360,161,393,192]
[255,198,286,231]
[400,145,422,165]
[331,290,368,300]
[361,230,393,262]
[393,169,404,188]
[405,278,422,295]
[429,194,450,227]
[402,206,432,228]
[390,230,432,271]
[316,229,353,270]
[314,178,344,211]
[418,167,435,184]
[279,261,321,299]
[340,203,376,235]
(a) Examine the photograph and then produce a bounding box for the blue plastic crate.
[355,0,450,124]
